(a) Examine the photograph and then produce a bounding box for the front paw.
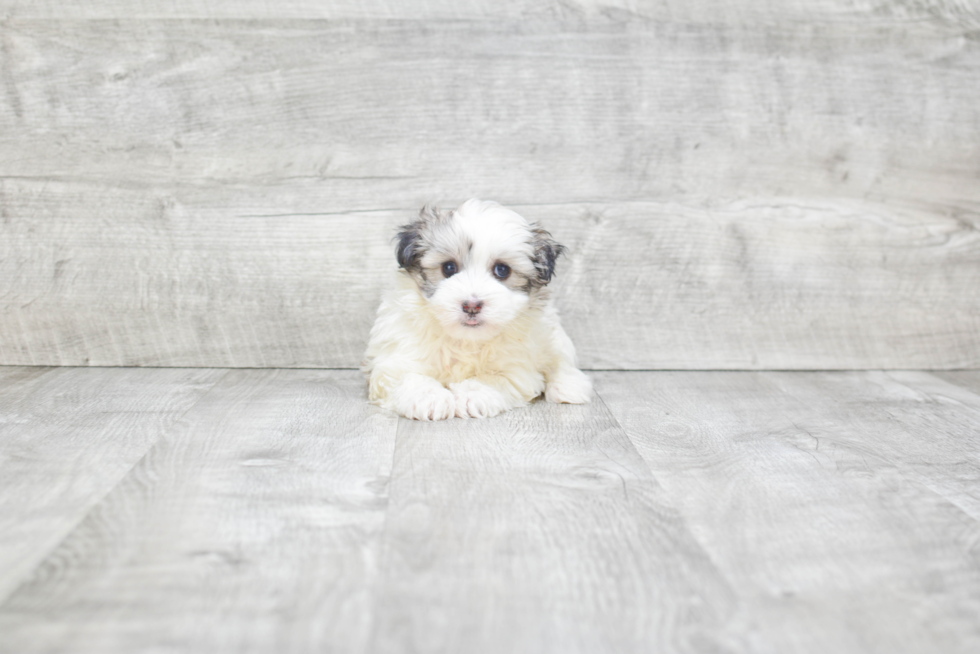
[450,379,509,419]
[545,368,593,404]
[394,383,456,421]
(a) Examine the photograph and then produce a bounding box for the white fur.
[363,199,592,420]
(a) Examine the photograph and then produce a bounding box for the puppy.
[363,199,592,420]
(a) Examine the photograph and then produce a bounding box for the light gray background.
[2,1,978,369]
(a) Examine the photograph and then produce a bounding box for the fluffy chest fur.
[365,277,552,402]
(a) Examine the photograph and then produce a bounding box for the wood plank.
[2,367,977,651]
[1,0,978,23]
[2,16,979,369]
[368,396,734,654]
[3,189,978,369]
[595,370,980,653]
[0,179,401,368]
[3,1,563,19]
[933,370,980,398]
[535,200,980,370]
[0,366,224,602]
[0,369,398,654]
[1,19,978,207]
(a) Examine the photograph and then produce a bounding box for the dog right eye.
[441,261,458,277]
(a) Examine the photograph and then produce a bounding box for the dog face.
[395,199,565,341]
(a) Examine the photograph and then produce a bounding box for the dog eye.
[492,262,511,280]
[442,261,458,278]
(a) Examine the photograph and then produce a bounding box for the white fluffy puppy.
[363,199,592,420]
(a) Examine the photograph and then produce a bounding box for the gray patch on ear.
[394,224,424,271]
[394,205,444,271]
[529,225,566,287]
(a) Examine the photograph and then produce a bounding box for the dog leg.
[449,378,520,419]
[545,364,593,404]
[390,373,456,421]
[543,321,593,404]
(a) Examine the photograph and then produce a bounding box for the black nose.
[462,300,483,315]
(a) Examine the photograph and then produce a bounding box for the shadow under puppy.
[364,199,592,420]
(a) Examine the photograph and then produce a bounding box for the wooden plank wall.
[1,1,978,369]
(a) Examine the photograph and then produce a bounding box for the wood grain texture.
[2,13,979,369]
[934,370,980,398]
[1,1,978,24]
[0,366,223,603]
[0,369,398,654]
[536,200,980,370]
[0,180,400,367]
[2,18,977,205]
[2,191,978,369]
[369,396,734,654]
[595,370,980,653]
[2,367,979,652]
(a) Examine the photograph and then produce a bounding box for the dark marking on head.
[394,205,444,272]
[528,225,566,287]
[395,222,425,271]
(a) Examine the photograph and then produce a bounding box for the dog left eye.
[492,263,511,280]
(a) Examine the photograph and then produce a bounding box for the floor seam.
[0,368,233,608]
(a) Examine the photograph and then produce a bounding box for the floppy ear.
[395,222,424,271]
[394,205,440,271]
[530,225,566,286]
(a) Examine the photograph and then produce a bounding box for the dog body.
[364,199,592,420]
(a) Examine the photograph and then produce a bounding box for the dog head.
[394,199,565,341]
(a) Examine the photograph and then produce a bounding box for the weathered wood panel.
[1,14,979,368]
[0,179,398,367]
[539,200,980,369]
[369,396,733,654]
[1,0,978,24]
[596,370,980,653]
[2,19,978,205]
[0,369,398,653]
[2,188,978,368]
[2,367,979,652]
[934,370,980,398]
[0,366,224,602]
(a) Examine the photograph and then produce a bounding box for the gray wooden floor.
[1,366,978,654]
